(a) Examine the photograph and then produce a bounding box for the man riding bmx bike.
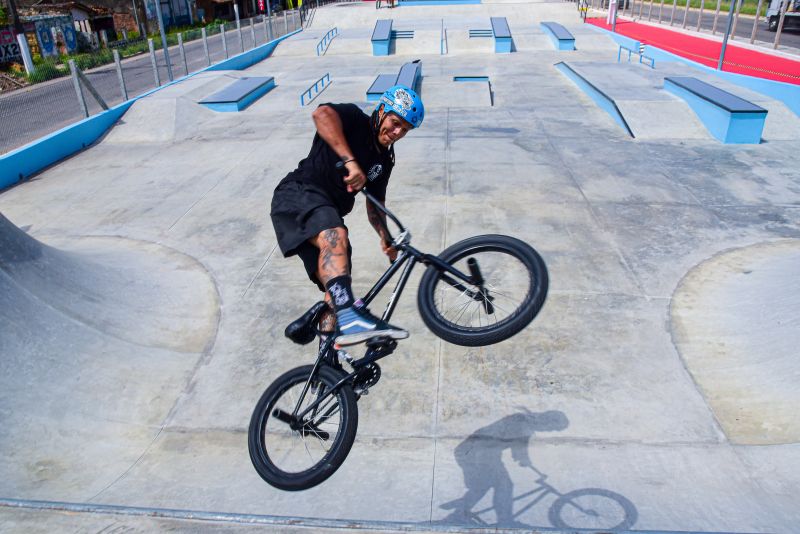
[270,85,424,347]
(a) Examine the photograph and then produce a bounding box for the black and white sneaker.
[334,306,408,346]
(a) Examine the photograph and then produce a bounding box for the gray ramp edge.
[0,498,738,534]
[554,61,635,138]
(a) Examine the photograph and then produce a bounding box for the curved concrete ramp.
[0,213,219,499]
[671,239,800,445]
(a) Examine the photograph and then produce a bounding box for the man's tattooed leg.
[314,227,348,284]
[318,294,336,332]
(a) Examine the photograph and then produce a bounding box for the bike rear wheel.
[248,364,358,491]
[417,234,548,346]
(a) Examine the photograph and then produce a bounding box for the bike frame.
[289,189,487,423]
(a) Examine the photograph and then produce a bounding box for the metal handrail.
[300,72,331,106]
[316,27,338,55]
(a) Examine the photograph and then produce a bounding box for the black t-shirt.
[280,103,394,216]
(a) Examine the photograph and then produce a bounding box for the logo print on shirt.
[367,164,383,182]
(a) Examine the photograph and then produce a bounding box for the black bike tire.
[248,364,358,491]
[548,488,638,530]
[417,234,548,347]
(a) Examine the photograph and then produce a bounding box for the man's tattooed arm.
[366,200,389,243]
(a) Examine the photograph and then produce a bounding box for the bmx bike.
[249,187,549,491]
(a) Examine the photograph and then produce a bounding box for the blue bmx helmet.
[378,85,424,128]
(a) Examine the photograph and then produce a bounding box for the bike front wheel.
[548,488,637,530]
[417,234,548,346]
[248,364,358,491]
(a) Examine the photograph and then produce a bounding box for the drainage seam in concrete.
[0,497,746,534]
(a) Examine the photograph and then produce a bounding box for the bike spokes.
[435,250,529,330]
[262,378,344,474]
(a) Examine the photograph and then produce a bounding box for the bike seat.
[285,301,329,345]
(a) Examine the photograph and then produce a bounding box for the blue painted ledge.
[587,24,800,117]
[664,78,767,144]
[0,28,301,190]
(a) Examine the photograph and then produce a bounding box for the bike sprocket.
[352,363,381,394]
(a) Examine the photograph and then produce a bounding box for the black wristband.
[342,157,355,164]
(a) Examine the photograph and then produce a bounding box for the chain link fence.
[0,11,302,156]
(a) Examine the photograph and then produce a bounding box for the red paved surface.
[586,17,800,85]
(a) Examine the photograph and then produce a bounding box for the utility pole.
[717,0,739,70]
[6,0,25,33]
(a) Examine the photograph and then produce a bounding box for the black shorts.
[270,180,352,291]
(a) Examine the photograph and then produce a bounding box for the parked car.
[766,0,800,31]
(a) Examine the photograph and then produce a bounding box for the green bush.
[27,61,65,83]
[118,41,150,57]
[71,50,113,70]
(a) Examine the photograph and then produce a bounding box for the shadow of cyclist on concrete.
[439,409,569,528]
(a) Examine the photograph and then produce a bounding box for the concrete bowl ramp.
[671,239,800,445]
[0,212,219,499]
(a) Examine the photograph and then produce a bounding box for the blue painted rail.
[469,29,493,38]
[199,77,276,112]
[316,27,338,56]
[664,77,767,144]
[301,73,331,106]
[392,29,415,39]
[617,42,654,68]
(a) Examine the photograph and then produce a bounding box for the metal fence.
[0,11,302,156]
[574,0,799,53]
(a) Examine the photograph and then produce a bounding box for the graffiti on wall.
[0,26,22,64]
[34,16,78,56]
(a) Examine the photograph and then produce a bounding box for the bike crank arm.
[272,408,333,440]
[295,370,360,421]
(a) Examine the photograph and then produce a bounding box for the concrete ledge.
[586,23,800,117]
[372,19,392,56]
[199,77,276,112]
[664,77,767,144]
[491,17,513,53]
[541,22,576,51]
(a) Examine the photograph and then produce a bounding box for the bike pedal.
[366,336,395,348]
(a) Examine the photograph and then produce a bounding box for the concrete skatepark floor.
[1,1,799,532]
